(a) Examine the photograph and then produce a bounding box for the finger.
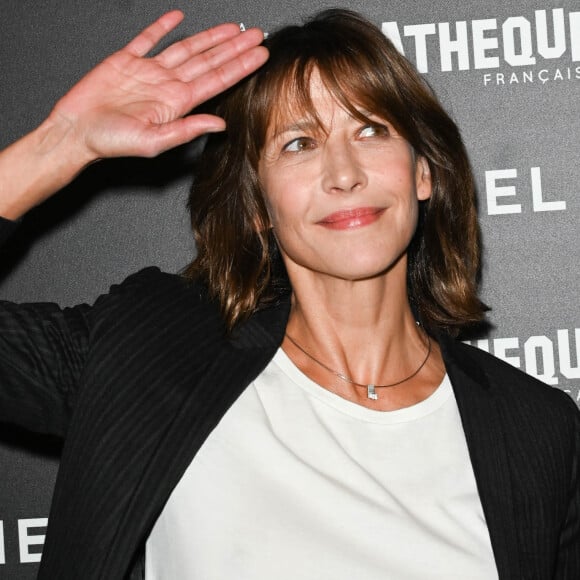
[186,45,269,106]
[141,115,227,157]
[155,22,242,69]
[125,10,185,57]
[175,27,265,82]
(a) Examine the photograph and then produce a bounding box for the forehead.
[264,69,374,138]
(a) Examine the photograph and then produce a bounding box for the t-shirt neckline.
[272,348,452,424]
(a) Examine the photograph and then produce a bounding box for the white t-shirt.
[146,348,498,579]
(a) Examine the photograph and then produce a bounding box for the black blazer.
[0,224,579,579]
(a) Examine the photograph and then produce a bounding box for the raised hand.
[50,10,268,159]
[0,11,268,219]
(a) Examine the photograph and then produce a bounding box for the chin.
[349,254,410,283]
[319,256,403,282]
[281,241,409,284]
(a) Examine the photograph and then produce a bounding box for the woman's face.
[258,71,431,286]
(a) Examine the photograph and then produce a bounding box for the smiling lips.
[317,207,385,230]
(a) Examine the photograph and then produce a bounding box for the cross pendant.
[367,384,378,400]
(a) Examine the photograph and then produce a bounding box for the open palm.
[50,11,268,160]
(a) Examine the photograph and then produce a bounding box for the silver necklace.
[285,330,432,400]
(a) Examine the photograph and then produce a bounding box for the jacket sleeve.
[0,215,90,436]
[555,393,580,578]
[0,218,89,436]
[0,298,91,437]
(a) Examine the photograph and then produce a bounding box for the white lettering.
[404,23,436,72]
[531,167,566,211]
[467,330,580,391]
[439,21,470,71]
[494,337,521,368]
[0,521,4,565]
[524,336,558,385]
[536,9,566,59]
[382,11,580,73]
[472,339,490,352]
[558,329,580,379]
[571,12,580,61]
[486,169,521,215]
[381,22,405,55]
[473,19,500,69]
[18,518,47,564]
[503,17,536,66]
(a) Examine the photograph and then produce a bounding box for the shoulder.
[100,266,191,295]
[450,338,545,389]
[93,267,206,306]
[88,267,225,337]
[444,337,579,425]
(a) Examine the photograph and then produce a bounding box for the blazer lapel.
[99,296,291,579]
[440,336,521,580]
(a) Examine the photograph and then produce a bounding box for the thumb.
[144,115,226,156]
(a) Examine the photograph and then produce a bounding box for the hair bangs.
[251,36,412,155]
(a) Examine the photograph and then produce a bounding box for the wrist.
[40,112,99,170]
[0,116,98,220]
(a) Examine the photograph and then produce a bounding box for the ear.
[415,156,432,201]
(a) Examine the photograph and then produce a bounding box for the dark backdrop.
[1,0,578,575]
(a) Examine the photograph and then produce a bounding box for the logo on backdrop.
[382,8,580,87]
[0,518,46,565]
[465,328,580,402]
[481,166,567,216]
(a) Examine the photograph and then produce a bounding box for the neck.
[283,258,445,409]
[286,257,416,362]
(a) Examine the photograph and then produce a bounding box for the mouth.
[317,207,385,230]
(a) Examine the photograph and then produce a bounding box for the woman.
[0,8,578,580]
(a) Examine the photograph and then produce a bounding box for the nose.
[321,139,367,194]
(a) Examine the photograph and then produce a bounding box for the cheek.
[266,199,300,235]
[264,194,313,260]
[258,170,278,228]
[261,189,293,237]
[261,177,310,233]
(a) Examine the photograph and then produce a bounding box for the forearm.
[0,115,96,220]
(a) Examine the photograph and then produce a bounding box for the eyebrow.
[268,107,383,142]
[270,118,321,141]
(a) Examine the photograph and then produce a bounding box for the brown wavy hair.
[185,9,487,335]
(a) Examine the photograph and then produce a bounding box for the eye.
[282,136,316,153]
[359,123,390,138]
